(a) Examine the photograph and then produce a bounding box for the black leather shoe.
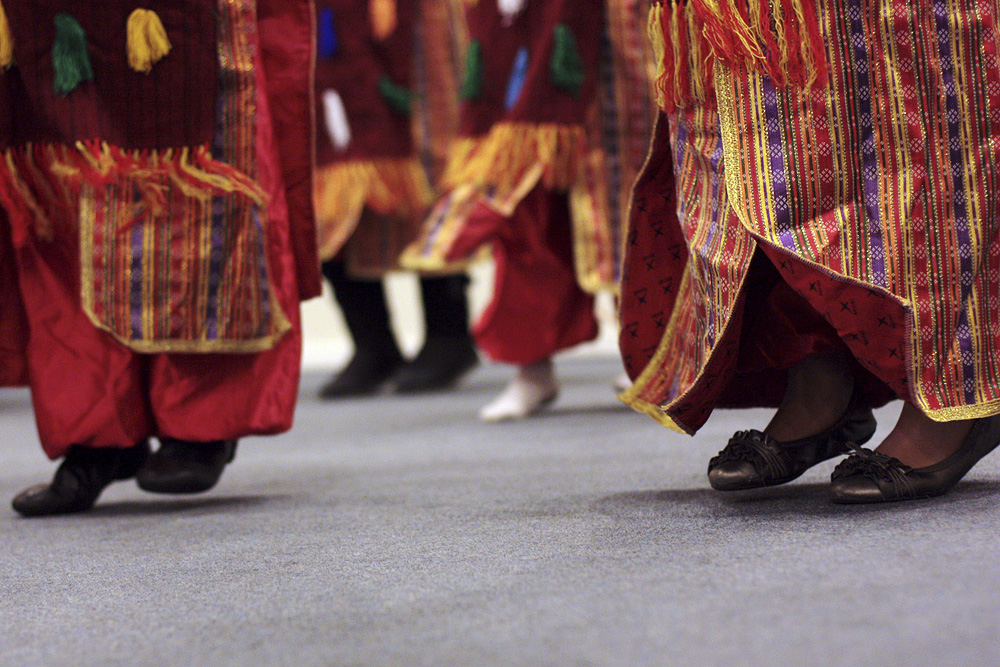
[830,415,1000,504]
[12,442,150,517]
[136,439,237,494]
[391,335,479,394]
[708,389,877,491]
[318,348,404,399]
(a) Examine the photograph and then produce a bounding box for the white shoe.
[479,359,559,422]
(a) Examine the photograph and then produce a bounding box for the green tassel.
[378,76,412,115]
[549,24,584,96]
[52,13,93,95]
[459,40,483,101]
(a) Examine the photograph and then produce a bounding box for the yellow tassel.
[126,9,172,74]
[369,0,397,40]
[0,1,13,69]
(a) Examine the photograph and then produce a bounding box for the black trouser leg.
[420,274,471,339]
[319,260,402,398]
[392,273,478,393]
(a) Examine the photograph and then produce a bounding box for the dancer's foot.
[136,439,238,494]
[318,346,403,399]
[391,335,478,393]
[708,353,870,491]
[12,442,150,517]
[764,353,855,442]
[708,388,876,490]
[613,372,632,394]
[479,359,558,422]
[874,403,974,468]
[831,407,998,504]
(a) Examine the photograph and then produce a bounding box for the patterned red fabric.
[460,0,604,137]
[0,0,315,451]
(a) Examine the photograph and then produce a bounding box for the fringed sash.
[647,0,828,111]
[0,141,266,242]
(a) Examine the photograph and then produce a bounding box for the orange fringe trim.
[442,122,588,205]
[648,0,828,112]
[0,141,267,240]
[314,157,433,261]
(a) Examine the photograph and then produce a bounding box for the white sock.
[613,372,632,393]
[479,359,558,422]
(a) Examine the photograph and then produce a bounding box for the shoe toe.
[829,476,887,504]
[707,461,762,491]
[11,484,53,516]
[12,483,92,517]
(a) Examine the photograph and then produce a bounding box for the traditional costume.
[620,0,1000,500]
[0,0,319,514]
[402,0,655,419]
[313,0,478,397]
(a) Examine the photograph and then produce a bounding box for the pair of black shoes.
[318,335,479,399]
[707,392,1000,503]
[11,438,237,517]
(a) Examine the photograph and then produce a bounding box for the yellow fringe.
[126,9,172,74]
[687,7,707,103]
[314,158,432,261]
[0,141,267,239]
[369,0,398,40]
[442,123,588,198]
[0,1,13,70]
[647,5,667,99]
[669,2,684,106]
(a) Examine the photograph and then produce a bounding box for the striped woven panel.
[572,0,658,292]
[623,0,1000,430]
[82,0,288,352]
[621,106,755,431]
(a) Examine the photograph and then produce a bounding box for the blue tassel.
[318,7,339,59]
[504,47,529,111]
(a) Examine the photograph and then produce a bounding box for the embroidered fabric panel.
[622,0,1000,430]
[79,0,289,352]
[620,105,756,431]
[720,0,1000,418]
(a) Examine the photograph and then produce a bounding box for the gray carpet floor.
[1,356,998,667]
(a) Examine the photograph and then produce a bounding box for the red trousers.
[468,188,598,365]
[8,214,302,460]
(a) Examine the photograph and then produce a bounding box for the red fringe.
[652,0,828,113]
[0,141,267,240]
